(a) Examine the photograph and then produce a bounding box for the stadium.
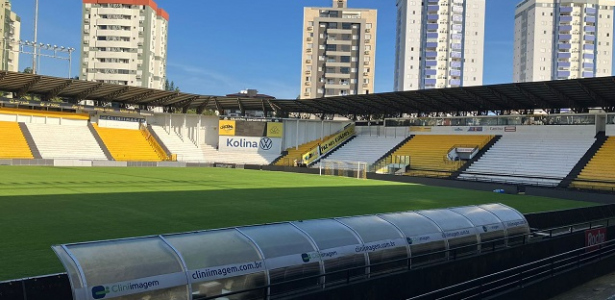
[0,69,614,300]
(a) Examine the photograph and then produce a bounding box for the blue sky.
[10,0,614,99]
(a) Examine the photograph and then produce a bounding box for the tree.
[23,67,32,74]
[164,79,179,92]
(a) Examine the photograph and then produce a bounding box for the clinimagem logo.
[91,280,160,299]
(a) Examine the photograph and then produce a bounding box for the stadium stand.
[149,125,206,162]
[459,134,595,187]
[389,135,494,177]
[0,121,34,159]
[324,135,407,167]
[275,134,336,166]
[571,137,615,191]
[25,123,107,160]
[200,145,280,165]
[92,124,162,161]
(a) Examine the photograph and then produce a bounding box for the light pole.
[33,0,39,74]
[5,39,75,78]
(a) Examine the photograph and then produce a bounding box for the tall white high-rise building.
[0,0,20,72]
[300,0,377,99]
[514,0,615,82]
[81,0,168,89]
[394,0,486,91]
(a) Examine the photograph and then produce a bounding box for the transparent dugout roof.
[292,219,361,250]
[336,215,405,243]
[53,203,529,300]
[164,229,263,270]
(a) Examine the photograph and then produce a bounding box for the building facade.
[300,0,377,99]
[0,0,20,72]
[395,0,486,91]
[514,0,614,82]
[81,0,168,89]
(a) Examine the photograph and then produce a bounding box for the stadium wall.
[147,114,219,146]
[0,113,86,126]
[355,125,411,138]
[606,124,615,136]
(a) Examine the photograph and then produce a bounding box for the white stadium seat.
[26,123,108,160]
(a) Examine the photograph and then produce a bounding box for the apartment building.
[81,0,168,89]
[300,0,377,99]
[514,0,615,82]
[395,0,486,91]
[0,0,20,72]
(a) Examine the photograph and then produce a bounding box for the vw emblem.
[260,137,273,150]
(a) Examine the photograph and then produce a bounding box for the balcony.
[451,33,462,41]
[583,44,595,51]
[449,79,461,86]
[428,5,439,12]
[426,42,438,48]
[583,62,594,69]
[557,52,572,59]
[560,6,573,13]
[427,33,438,39]
[558,61,571,68]
[452,15,463,23]
[582,53,594,59]
[559,25,572,31]
[427,24,439,30]
[425,69,437,76]
[426,51,437,58]
[451,43,462,50]
[427,14,439,21]
[451,61,462,68]
[425,60,437,67]
[559,16,573,22]
[557,71,571,78]
[582,71,594,78]
[452,24,463,32]
[450,69,461,77]
[558,34,572,40]
[558,43,572,50]
[585,16,596,23]
[584,26,596,32]
[451,51,462,59]
[584,35,595,41]
[425,78,437,85]
[585,7,596,14]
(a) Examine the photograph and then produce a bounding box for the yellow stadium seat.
[386,135,493,177]
[571,137,615,191]
[0,121,34,159]
[92,124,163,162]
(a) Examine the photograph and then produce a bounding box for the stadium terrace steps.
[323,135,408,167]
[459,134,595,187]
[387,135,494,176]
[453,135,502,179]
[25,123,108,160]
[87,122,114,161]
[0,121,35,159]
[274,134,337,166]
[312,135,357,165]
[17,123,41,159]
[92,124,161,162]
[560,132,607,188]
[570,136,615,191]
[200,145,280,165]
[372,135,415,166]
[149,125,206,162]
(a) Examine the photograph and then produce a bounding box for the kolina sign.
[302,124,355,165]
[218,136,281,154]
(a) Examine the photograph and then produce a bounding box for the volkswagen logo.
[260,137,273,150]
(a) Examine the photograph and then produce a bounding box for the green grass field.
[0,166,594,281]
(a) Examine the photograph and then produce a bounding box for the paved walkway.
[549,272,615,300]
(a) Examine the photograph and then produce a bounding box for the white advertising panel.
[218,136,282,154]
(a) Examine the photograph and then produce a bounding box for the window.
[341,56,351,62]
[340,67,350,74]
[366,23,372,29]
[342,23,352,29]
[326,44,337,51]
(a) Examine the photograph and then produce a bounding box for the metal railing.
[407,236,615,300]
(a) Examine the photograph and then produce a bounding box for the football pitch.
[0,166,595,281]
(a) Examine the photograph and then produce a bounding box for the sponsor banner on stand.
[302,124,355,165]
[0,98,143,115]
[267,122,284,138]
[99,115,145,123]
[409,126,432,132]
[585,228,607,253]
[219,136,282,154]
[219,120,236,136]
[89,272,186,300]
